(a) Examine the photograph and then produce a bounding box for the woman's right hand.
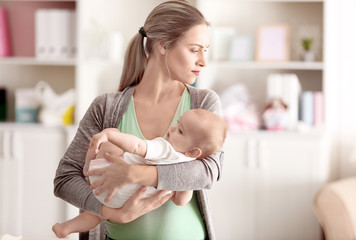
[101,186,173,223]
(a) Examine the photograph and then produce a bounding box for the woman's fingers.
[155,191,174,208]
[94,183,107,196]
[105,188,118,203]
[130,186,147,201]
[150,190,173,208]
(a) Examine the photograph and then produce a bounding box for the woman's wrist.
[101,205,128,223]
[130,164,158,188]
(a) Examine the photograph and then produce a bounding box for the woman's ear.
[157,40,167,55]
[186,147,202,159]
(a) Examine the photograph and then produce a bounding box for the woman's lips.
[192,71,200,76]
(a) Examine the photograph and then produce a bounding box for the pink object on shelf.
[314,91,324,126]
[0,7,12,57]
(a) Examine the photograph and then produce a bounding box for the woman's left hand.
[101,186,173,223]
[88,152,133,202]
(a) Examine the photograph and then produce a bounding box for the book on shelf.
[35,9,76,60]
[313,91,324,126]
[300,91,314,126]
[0,7,12,57]
[300,91,324,127]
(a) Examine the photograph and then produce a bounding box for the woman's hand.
[88,152,133,202]
[101,186,173,223]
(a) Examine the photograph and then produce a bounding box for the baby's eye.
[179,129,183,134]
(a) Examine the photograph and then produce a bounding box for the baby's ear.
[186,147,202,159]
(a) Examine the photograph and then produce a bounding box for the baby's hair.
[119,0,209,91]
[190,109,227,159]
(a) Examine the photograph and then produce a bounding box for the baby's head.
[166,109,227,159]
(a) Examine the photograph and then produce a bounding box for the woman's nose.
[197,52,206,67]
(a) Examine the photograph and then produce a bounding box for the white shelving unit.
[196,1,330,239]
[197,0,324,103]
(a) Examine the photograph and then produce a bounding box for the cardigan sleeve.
[53,94,109,215]
[156,88,224,191]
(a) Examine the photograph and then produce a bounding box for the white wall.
[324,0,356,178]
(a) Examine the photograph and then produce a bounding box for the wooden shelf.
[0,57,76,66]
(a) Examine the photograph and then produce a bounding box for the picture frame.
[256,24,290,61]
[229,35,254,61]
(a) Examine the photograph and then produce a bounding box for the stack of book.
[35,9,76,60]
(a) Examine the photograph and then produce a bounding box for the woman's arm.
[54,94,108,215]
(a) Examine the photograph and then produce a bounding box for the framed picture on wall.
[229,35,254,61]
[256,24,290,61]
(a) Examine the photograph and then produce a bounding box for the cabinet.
[208,133,328,240]
[0,124,66,238]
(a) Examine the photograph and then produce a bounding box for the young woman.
[54,1,223,239]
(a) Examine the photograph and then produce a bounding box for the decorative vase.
[303,50,315,62]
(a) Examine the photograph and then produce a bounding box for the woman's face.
[165,24,210,85]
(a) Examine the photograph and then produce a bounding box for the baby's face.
[165,111,200,154]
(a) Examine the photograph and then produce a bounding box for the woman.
[54,1,223,239]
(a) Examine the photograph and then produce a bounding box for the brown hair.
[118,0,209,91]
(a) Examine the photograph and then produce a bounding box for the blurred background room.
[0,0,355,239]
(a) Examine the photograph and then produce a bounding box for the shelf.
[209,61,323,70]
[0,57,76,66]
[0,122,77,130]
[228,128,325,139]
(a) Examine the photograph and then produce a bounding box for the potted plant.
[301,38,315,62]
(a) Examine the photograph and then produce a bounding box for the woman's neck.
[134,57,185,103]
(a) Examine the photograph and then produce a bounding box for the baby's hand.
[89,131,110,154]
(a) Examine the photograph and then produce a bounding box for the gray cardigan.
[54,84,223,240]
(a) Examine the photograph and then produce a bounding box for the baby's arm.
[84,140,124,176]
[90,128,147,157]
[171,191,193,206]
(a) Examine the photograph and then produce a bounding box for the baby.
[52,109,226,238]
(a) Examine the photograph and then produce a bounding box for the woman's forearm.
[156,150,223,191]
[130,164,158,188]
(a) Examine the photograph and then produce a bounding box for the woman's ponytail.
[118,33,147,91]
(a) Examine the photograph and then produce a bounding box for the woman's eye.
[191,49,199,53]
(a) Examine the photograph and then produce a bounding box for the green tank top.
[106,87,206,240]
